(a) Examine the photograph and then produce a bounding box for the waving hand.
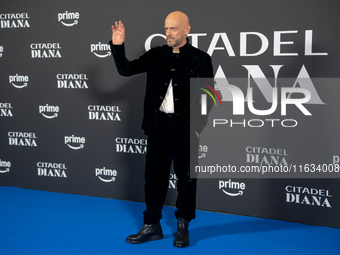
[111,20,125,45]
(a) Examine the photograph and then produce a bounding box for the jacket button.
[171,69,176,71]
[165,82,168,86]
[160,96,163,99]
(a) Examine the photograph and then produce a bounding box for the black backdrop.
[1,0,340,229]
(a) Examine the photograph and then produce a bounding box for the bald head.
[166,11,190,27]
[164,11,191,52]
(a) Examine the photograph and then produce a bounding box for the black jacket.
[109,39,214,136]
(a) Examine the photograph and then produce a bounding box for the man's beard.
[166,37,178,48]
[167,36,186,48]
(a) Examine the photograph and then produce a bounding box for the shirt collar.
[167,38,190,55]
[178,38,190,53]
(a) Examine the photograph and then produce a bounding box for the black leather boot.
[174,217,189,247]
[126,222,163,244]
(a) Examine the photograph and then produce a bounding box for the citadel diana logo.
[88,105,121,121]
[31,43,62,58]
[8,131,37,147]
[285,185,332,208]
[0,13,30,28]
[57,74,89,89]
[115,137,147,154]
[37,162,68,178]
[0,103,13,117]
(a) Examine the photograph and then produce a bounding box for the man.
[109,11,213,247]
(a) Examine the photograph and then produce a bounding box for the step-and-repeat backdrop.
[1,0,339,229]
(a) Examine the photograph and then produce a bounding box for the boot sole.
[174,241,190,248]
[126,234,163,244]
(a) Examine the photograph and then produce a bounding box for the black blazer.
[109,39,214,136]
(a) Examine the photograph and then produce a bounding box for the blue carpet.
[1,186,339,255]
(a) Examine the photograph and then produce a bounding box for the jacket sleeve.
[192,54,214,134]
[109,41,151,76]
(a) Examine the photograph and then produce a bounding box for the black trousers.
[143,112,198,224]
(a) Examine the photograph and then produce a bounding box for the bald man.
[110,11,213,247]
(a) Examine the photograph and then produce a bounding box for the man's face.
[164,17,189,49]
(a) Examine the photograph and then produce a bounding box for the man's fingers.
[112,21,119,31]
[112,21,125,32]
[118,20,125,32]
[111,20,125,45]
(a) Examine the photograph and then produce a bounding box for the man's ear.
[185,25,191,35]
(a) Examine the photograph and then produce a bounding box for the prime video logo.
[64,135,85,150]
[95,167,117,183]
[58,11,79,27]
[9,74,29,89]
[91,42,111,58]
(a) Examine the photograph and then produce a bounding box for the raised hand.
[111,20,125,45]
